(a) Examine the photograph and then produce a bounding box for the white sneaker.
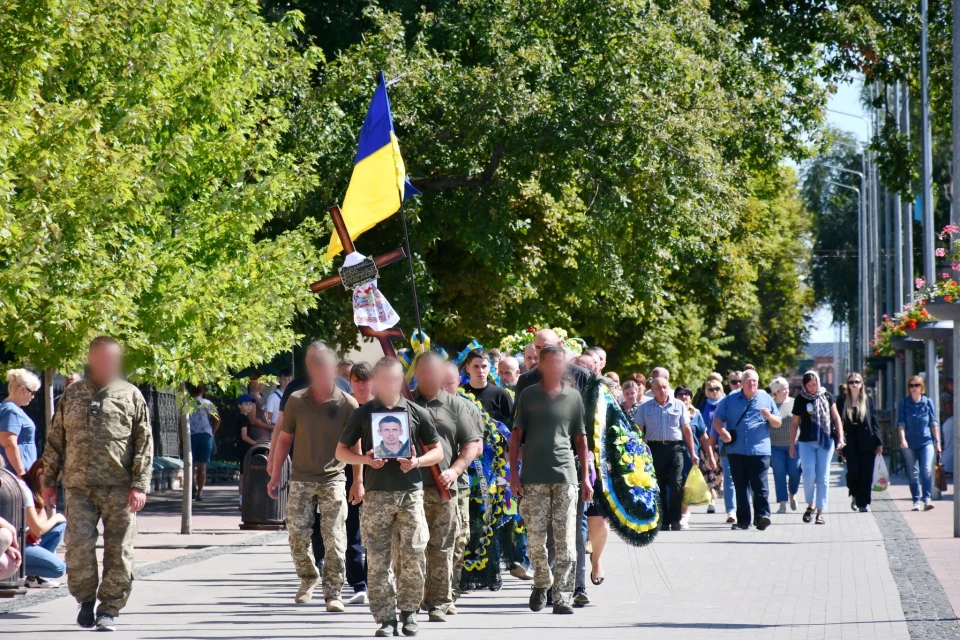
[777,502,787,514]
[725,511,736,524]
[789,495,797,511]
[24,576,60,589]
[679,519,690,530]
[924,499,935,511]
[706,501,716,514]
[912,502,921,511]
[348,590,368,605]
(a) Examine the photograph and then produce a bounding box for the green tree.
[0,0,323,386]
[266,0,823,379]
[801,129,863,357]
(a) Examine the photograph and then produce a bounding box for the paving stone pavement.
[0,463,921,639]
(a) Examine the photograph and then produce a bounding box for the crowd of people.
[0,330,949,635]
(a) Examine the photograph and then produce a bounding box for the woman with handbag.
[838,373,882,512]
[897,375,942,511]
[790,371,845,525]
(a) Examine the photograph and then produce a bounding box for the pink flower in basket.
[916,277,926,289]
[937,247,947,257]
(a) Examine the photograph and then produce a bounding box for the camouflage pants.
[360,490,428,623]
[450,490,471,592]
[286,480,347,599]
[423,488,460,610]
[64,486,136,616]
[520,483,577,605]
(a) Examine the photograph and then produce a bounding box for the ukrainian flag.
[327,72,420,259]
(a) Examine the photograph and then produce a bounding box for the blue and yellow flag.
[327,73,420,259]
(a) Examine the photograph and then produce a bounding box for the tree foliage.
[0,0,323,385]
[266,0,819,380]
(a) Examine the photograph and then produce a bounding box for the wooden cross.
[310,206,450,502]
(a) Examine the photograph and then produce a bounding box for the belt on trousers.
[646,440,682,446]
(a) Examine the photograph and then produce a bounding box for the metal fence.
[0,377,247,465]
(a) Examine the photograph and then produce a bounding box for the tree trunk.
[179,385,193,535]
[44,368,55,430]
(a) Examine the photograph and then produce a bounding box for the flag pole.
[397,193,424,352]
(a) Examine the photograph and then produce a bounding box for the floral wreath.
[499,325,584,357]
[458,389,510,573]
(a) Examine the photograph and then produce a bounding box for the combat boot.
[77,602,95,629]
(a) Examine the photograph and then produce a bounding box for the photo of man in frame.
[372,411,411,458]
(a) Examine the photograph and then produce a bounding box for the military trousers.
[64,486,137,616]
[423,488,460,610]
[360,490,428,623]
[450,489,471,593]
[519,483,577,605]
[286,480,347,600]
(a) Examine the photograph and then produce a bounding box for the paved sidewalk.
[2,464,915,639]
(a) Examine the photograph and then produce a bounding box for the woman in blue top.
[0,369,41,477]
[897,375,942,511]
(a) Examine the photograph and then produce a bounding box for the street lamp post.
[827,165,868,370]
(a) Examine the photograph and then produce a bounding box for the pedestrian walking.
[699,378,726,515]
[345,362,374,605]
[789,371,844,525]
[267,342,358,611]
[413,352,483,622]
[41,336,153,632]
[712,369,781,530]
[620,380,641,420]
[0,368,41,477]
[186,383,220,502]
[336,357,444,637]
[768,377,799,514]
[509,345,592,615]
[839,373,882,512]
[897,375,942,511]
[633,377,699,531]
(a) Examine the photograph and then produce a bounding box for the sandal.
[815,514,825,525]
[802,508,813,523]
[590,561,604,586]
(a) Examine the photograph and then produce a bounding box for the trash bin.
[0,467,26,594]
[240,441,289,530]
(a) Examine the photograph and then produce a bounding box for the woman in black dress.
[837,372,882,512]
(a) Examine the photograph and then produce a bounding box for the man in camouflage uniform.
[509,345,592,615]
[337,357,443,638]
[412,352,482,622]
[42,336,153,632]
[267,342,358,611]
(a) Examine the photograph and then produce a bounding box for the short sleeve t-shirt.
[464,383,514,425]
[281,386,358,483]
[265,389,283,424]
[513,384,585,484]
[340,396,440,492]
[188,397,217,436]
[414,389,483,491]
[792,392,836,442]
[0,400,37,473]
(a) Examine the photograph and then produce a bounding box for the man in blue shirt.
[712,369,782,530]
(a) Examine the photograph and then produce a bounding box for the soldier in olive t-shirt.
[509,345,591,614]
[413,385,483,616]
[275,384,358,607]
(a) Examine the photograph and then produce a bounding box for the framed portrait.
[371,410,412,459]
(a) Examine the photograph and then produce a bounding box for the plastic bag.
[682,466,712,506]
[872,455,889,492]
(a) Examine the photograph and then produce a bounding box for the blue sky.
[807,76,866,344]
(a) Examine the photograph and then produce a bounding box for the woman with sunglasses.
[789,371,844,525]
[727,371,743,394]
[0,368,41,477]
[838,374,882,512]
[699,378,728,516]
[898,375,941,511]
